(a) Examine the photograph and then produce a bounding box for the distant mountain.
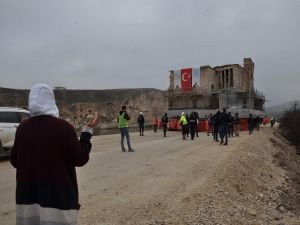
[265,100,300,117]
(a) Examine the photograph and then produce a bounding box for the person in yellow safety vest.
[117,105,134,152]
[180,112,188,140]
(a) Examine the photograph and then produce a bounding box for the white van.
[0,107,30,154]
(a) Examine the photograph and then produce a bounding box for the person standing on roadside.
[137,112,145,136]
[10,83,98,225]
[161,112,169,137]
[152,116,159,133]
[118,105,134,152]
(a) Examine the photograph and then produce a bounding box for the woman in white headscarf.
[11,83,98,225]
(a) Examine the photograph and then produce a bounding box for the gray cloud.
[0,0,299,106]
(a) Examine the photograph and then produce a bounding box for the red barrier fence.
[168,118,250,132]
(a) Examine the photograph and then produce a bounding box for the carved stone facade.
[168,58,265,110]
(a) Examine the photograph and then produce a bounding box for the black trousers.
[190,124,196,140]
[139,123,144,135]
[163,124,167,137]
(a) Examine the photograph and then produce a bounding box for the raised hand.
[86,112,98,128]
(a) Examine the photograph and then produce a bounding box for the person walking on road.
[161,113,169,137]
[137,112,145,136]
[189,112,197,140]
[194,111,200,137]
[118,105,134,152]
[219,108,229,145]
[248,113,255,135]
[233,112,240,137]
[207,113,214,136]
[180,112,188,140]
[212,110,221,142]
[10,83,98,225]
[255,115,260,131]
[228,112,234,138]
[152,116,159,133]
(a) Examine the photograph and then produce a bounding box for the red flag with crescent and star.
[181,68,192,91]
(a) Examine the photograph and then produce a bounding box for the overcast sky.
[0,0,299,106]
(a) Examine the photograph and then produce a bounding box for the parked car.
[0,107,30,158]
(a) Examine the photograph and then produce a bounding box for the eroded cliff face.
[0,87,168,132]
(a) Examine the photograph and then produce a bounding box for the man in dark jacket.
[137,112,145,136]
[207,113,214,136]
[10,83,98,225]
[228,112,234,137]
[233,112,240,137]
[219,108,229,145]
[212,110,221,142]
[189,112,197,140]
[161,113,169,137]
[194,111,200,137]
[248,113,255,135]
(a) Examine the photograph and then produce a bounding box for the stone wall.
[0,87,168,132]
[200,66,216,91]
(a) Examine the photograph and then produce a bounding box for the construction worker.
[180,112,188,139]
[118,105,134,152]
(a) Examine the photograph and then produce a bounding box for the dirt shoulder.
[76,128,300,225]
[174,128,300,225]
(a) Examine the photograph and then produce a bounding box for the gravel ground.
[0,127,299,225]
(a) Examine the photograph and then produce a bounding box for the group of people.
[10,83,269,225]
[205,108,241,145]
[179,111,200,140]
[178,108,263,145]
[178,108,237,145]
[120,106,276,153]
[117,106,170,153]
[137,112,169,137]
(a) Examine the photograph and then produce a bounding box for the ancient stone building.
[168,58,265,111]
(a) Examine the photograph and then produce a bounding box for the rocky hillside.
[0,87,168,133]
[266,100,300,117]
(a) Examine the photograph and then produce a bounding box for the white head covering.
[181,112,185,115]
[140,112,143,115]
[29,83,59,118]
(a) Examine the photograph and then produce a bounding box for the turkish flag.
[181,68,192,91]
